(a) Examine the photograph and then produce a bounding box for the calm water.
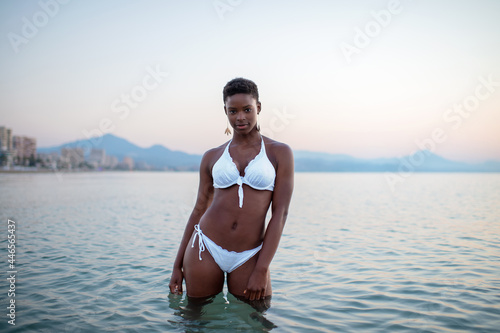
[1,171,499,332]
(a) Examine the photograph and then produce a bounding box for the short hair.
[223,77,259,104]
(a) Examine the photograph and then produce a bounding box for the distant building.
[104,155,118,169]
[11,135,37,166]
[122,156,134,170]
[61,147,84,169]
[135,160,150,170]
[0,126,13,152]
[88,148,106,168]
[37,152,60,169]
[0,126,14,167]
[13,135,37,159]
[116,156,134,170]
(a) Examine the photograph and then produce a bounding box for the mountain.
[293,150,500,172]
[37,134,500,172]
[37,134,202,170]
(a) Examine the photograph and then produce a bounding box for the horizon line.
[35,133,500,165]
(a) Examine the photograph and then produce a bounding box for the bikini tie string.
[237,176,244,208]
[192,224,205,260]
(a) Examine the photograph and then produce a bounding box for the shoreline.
[0,169,169,174]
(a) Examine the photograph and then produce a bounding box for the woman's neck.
[231,130,262,146]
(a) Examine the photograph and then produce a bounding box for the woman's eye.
[245,108,251,112]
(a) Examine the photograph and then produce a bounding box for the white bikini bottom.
[191,224,263,273]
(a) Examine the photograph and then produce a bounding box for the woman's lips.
[236,124,248,129]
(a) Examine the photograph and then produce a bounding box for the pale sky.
[1,0,499,162]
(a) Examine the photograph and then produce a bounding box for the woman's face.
[224,93,261,134]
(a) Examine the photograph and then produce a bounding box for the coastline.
[0,168,183,174]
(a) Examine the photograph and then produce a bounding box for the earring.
[224,119,231,135]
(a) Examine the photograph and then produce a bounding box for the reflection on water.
[0,171,499,332]
[168,292,276,331]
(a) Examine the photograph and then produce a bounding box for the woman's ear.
[257,101,262,113]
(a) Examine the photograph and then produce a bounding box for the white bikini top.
[212,137,276,208]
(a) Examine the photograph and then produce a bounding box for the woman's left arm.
[245,143,294,300]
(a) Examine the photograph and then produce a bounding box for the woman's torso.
[198,137,276,251]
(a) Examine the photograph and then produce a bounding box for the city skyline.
[0,125,37,166]
[1,0,499,163]
[1,123,149,171]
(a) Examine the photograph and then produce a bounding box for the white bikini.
[192,136,276,273]
[212,136,275,208]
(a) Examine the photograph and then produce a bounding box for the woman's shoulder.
[200,141,230,164]
[262,136,293,160]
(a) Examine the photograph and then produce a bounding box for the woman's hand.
[169,267,184,295]
[244,267,268,300]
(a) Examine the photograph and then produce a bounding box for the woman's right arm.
[169,150,214,294]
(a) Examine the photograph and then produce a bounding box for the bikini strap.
[224,139,232,156]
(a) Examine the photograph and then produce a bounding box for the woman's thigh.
[226,252,272,298]
[183,232,224,297]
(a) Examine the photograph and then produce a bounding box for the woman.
[169,77,294,303]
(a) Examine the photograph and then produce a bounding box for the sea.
[0,171,499,332]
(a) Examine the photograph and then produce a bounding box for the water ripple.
[1,172,499,332]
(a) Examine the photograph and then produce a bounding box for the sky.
[1,0,499,163]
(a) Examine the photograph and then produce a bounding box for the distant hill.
[37,134,500,172]
[37,133,201,170]
[294,150,500,172]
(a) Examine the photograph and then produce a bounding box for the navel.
[231,222,238,230]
